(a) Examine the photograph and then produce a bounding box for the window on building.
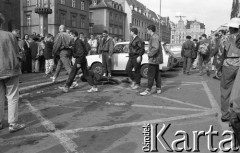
[80,16,85,28]
[109,24,113,33]
[110,12,113,20]
[60,0,65,5]
[60,13,66,25]
[26,0,31,6]
[26,15,31,26]
[72,0,76,7]
[114,26,118,34]
[71,15,77,27]
[115,14,118,21]
[81,1,85,10]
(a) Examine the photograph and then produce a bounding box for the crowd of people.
[181,17,240,143]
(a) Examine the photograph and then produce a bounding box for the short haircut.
[32,36,39,41]
[103,30,108,34]
[219,30,226,35]
[186,36,191,39]
[147,25,156,32]
[12,29,20,33]
[23,34,29,40]
[193,39,198,42]
[130,28,138,35]
[201,34,207,38]
[46,33,53,39]
[0,13,5,26]
[70,30,79,37]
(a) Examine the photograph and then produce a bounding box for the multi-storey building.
[20,0,90,37]
[0,0,20,31]
[90,0,126,40]
[171,18,205,45]
[114,0,171,42]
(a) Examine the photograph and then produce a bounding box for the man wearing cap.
[181,36,195,75]
[220,18,240,122]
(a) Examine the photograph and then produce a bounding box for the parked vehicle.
[87,41,174,78]
[166,44,183,67]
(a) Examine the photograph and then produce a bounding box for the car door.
[112,44,129,71]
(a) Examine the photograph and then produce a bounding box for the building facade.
[90,0,126,40]
[114,0,171,42]
[171,19,205,45]
[0,0,20,31]
[20,0,90,37]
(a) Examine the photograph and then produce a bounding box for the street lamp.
[159,0,162,41]
[35,0,52,36]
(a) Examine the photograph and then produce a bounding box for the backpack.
[198,43,209,55]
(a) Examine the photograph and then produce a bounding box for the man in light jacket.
[140,25,163,96]
[98,30,114,78]
[0,13,26,133]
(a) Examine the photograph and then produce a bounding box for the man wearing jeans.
[126,28,145,90]
[98,30,114,78]
[51,25,72,82]
[59,30,97,93]
[140,25,163,96]
[181,36,195,75]
[0,13,25,133]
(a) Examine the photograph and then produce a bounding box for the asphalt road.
[0,68,236,153]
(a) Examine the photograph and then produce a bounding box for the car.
[166,44,183,67]
[86,41,174,78]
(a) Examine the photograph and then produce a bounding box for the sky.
[137,0,233,34]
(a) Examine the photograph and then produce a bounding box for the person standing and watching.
[220,18,240,122]
[30,36,40,73]
[98,30,114,78]
[181,36,195,75]
[59,30,98,93]
[126,28,145,90]
[198,34,212,76]
[22,34,32,73]
[0,13,26,133]
[88,34,98,55]
[44,34,54,77]
[51,25,72,82]
[140,25,163,96]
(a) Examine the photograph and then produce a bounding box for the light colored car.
[86,41,174,78]
[166,44,183,67]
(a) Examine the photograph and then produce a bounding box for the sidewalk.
[19,71,68,94]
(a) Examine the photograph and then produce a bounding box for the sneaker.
[70,82,79,89]
[156,88,162,94]
[103,73,107,77]
[88,87,98,93]
[9,123,26,133]
[50,76,57,83]
[108,74,112,78]
[130,82,136,88]
[132,84,140,90]
[207,70,211,77]
[58,86,69,93]
[140,89,151,96]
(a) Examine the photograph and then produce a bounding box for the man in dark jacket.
[59,30,97,93]
[98,30,114,78]
[30,36,40,73]
[51,25,72,82]
[140,25,163,96]
[126,28,145,90]
[181,36,195,75]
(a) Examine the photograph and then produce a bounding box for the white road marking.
[115,86,210,110]
[24,99,79,153]
[62,110,217,134]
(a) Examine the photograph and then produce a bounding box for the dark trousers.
[102,51,111,74]
[220,65,239,119]
[147,64,161,90]
[199,54,211,72]
[66,60,94,88]
[183,57,192,73]
[54,50,72,78]
[126,57,141,85]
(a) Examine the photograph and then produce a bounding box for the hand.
[77,64,81,68]
[108,55,111,59]
[137,56,142,63]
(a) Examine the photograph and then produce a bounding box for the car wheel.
[140,65,148,78]
[91,63,103,76]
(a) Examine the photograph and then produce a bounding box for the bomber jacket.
[98,36,114,56]
[129,36,145,58]
[148,33,163,65]
[72,38,87,64]
[53,32,71,56]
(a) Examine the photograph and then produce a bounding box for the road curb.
[19,78,67,95]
